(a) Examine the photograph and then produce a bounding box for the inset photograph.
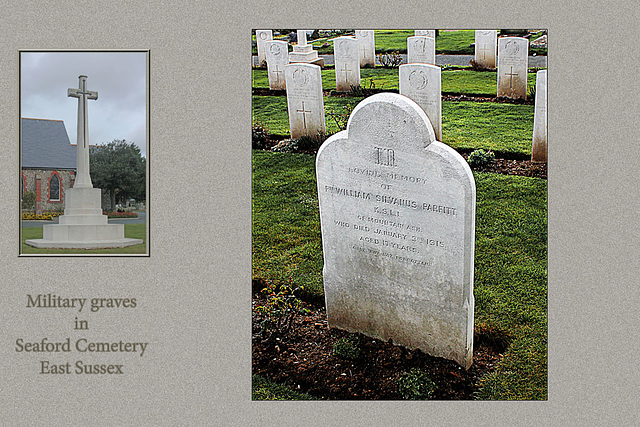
[252,29,547,400]
[20,51,149,256]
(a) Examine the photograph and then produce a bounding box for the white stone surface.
[415,30,436,38]
[285,63,326,139]
[407,36,436,65]
[531,70,547,162]
[355,30,375,67]
[399,63,442,141]
[25,75,143,250]
[474,30,497,68]
[316,93,476,369]
[264,40,289,90]
[289,29,323,66]
[497,37,529,99]
[255,30,273,66]
[333,36,361,92]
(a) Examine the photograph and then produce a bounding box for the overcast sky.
[21,51,147,156]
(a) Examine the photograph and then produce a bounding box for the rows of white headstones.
[256,31,546,368]
[256,29,546,161]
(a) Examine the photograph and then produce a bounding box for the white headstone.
[316,93,476,369]
[265,40,289,90]
[474,30,497,68]
[415,30,436,38]
[407,36,436,65]
[26,75,143,249]
[355,30,375,67]
[399,63,442,141]
[333,36,361,92]
[531,70,547,162]
[497,37,529,99]
[285,63,326,139]
[255,30,273,66]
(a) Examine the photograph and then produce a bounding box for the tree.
[90,139,145,211]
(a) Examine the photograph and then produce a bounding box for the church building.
[21,118,76,214]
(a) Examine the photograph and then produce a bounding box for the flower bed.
[21,212,62,221]
[103,211,139,219]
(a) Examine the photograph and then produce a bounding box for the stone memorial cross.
[67,75,98,189]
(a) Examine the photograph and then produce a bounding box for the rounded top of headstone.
[346,92,436,148]
[78,75,87,79]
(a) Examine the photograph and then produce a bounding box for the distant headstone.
[265,40,289,90]
[289,29,324,67]
[407,36,436,65]
[285,63,326,139]
[316,93,476,369]
[255,30,273,66]
[474,30,497,68]
[399,63,442,141]
[333,36,361,92]
[531,70,547,162]
[497,37,528,99]
[415,30,436,38]
[355,30,375,67]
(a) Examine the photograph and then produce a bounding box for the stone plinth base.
[25,186,143,249]
[289,48,324,67]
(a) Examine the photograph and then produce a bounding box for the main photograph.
[252,29,547,399]
[20,50,149,256]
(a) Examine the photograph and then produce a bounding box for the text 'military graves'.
[497,37,528,99]
[399,63,442,141]
[316,93,476,369]
[285,63,325,139]
[407,36,436,65]
[474,30,497,69]
[265,40,289,90]
[333,36,361,92]
[355,30,375,67]
[531,69,547,162]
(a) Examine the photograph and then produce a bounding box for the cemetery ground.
[20,222,146,254]
[253,30,546,400]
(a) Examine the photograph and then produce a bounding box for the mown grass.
[20,223,147,255]
[254,29,547,56]
[252,68,539,96]
[252,96,534,156]
[252,150,547,400]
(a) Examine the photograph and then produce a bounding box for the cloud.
[21,51,147,156]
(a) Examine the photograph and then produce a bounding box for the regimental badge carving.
[414,38,426,53]
[408,70,428,90]
[270,43,282,57]
[259,31,268,40]
[358,30,369,38]
[480,30,493,36]
[338,39,351,57]
[292,68,309,87]
[503,40,520,55]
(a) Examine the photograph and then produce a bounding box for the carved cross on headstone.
[296,101,312,129]
[479,44,491,60]
[67,75,98,189]
[360,44,369,57]
[504,66,519,88]
[272,65,284,84]
[339,63,352,84]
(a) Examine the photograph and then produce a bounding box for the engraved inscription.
[374,147,396,167]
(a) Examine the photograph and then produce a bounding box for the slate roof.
[21,118,76,169]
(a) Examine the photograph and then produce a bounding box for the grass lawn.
[253,96,535,156]
[20,223,147,255]
[252,150,547,400]
[254,30,547,56]
[253,68,539,95]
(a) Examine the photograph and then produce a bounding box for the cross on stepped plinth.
[67,75,98,189]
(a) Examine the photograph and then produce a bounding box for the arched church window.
[49,174,60,201]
